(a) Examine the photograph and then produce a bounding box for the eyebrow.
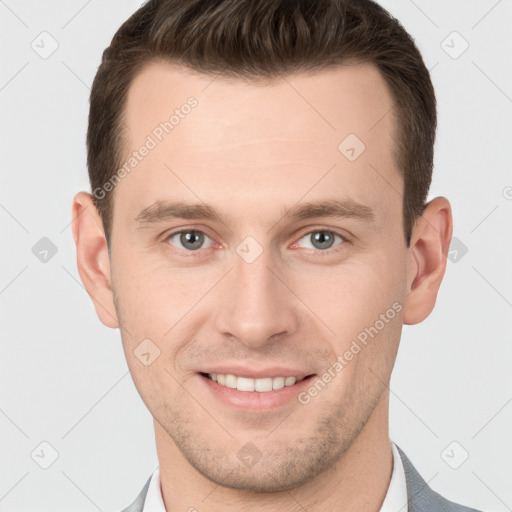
[282,199,375,223]
[134,198,376,227]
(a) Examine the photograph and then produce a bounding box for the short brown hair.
[87,0,436,248]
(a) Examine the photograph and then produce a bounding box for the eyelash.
[163,228,349,258]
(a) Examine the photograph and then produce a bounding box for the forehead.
[124,60,396,143]
[117,60,401,227]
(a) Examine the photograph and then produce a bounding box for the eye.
[295,230,346,251]
[166,230,214,251]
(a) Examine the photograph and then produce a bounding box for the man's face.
[109,61,409,491]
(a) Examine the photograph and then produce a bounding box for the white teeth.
[237,376,255,391]
[225,374,237,389]
[284,376,296,386]
[272,376,285,390]
[254,377,273,392]
[208,373,306,392]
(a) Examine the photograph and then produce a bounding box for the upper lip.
[198,366,315,379]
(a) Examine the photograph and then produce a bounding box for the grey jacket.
[120,444,481,511]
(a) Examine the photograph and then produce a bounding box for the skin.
[72,61,452,511]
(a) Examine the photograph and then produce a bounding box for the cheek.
[308,261,404,400]
[289,251,406,350]
[111,257,219,350]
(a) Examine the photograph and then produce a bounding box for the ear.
[403,196,453,325]
[71,192,119,328]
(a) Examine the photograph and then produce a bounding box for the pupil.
[181,231,203,250]
[312,231,334,249]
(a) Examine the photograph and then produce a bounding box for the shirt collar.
[379,441,408,512]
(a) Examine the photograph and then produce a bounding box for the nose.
[214,249,300,349]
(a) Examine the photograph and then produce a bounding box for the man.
[71,0,481,510]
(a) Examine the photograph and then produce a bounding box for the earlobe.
[71,192,119,329]
[403,197,453,325]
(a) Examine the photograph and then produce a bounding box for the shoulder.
[395,444,482,512]
[118,474,152,512]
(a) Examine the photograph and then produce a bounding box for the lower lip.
[198,373,316,411]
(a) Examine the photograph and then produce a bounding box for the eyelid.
[161,225,351,256]
[163,226,218,255]
[290,228,349,251]
[162,225,216,242]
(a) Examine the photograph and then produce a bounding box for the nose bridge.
[214,245,299,347]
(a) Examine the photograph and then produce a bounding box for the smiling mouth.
[199,372,316,392]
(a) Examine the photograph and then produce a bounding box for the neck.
[155,395,393,512]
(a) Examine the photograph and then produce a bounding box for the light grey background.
[1,1,511,511]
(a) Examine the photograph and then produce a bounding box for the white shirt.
[142,441,407,511]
